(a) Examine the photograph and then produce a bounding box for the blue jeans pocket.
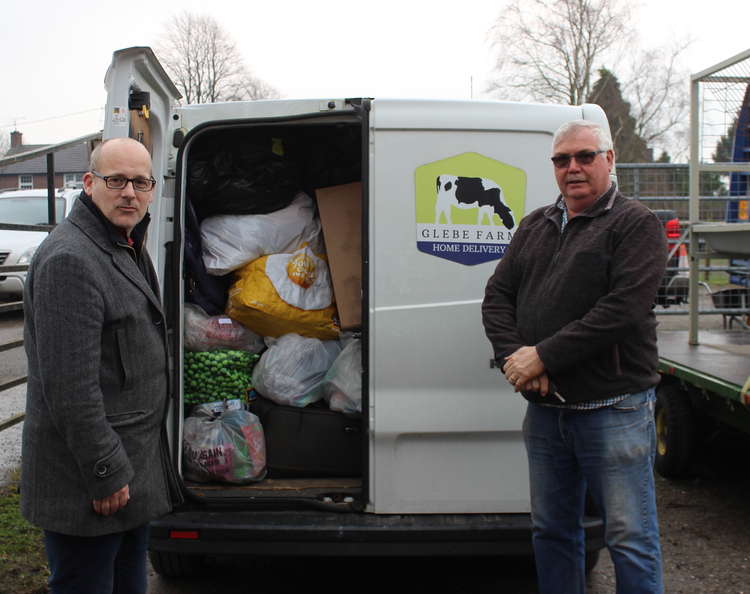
[611,388,656,412]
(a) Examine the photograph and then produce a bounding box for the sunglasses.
[551,150,606,169]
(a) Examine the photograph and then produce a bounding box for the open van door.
[103,47,182,272]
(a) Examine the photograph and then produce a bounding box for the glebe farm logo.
[415,152,526,265]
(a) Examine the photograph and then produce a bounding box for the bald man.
[22,138,180,594]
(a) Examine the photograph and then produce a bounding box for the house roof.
[0,140,91,175]
[5,144,48,156]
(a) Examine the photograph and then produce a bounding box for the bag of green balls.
[184,350,260,406]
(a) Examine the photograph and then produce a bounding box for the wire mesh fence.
[618,162,749,321]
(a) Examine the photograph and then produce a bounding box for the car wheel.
[654,382,695,478]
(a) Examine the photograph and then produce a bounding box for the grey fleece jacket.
[482,184,667,405]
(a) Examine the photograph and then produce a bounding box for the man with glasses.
[482,120,666,593]
[22,137,179,593]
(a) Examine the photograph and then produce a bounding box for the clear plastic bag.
[183,401,266,484]
[319,339,362,414]
[184,303,264,353]
[251,333,342,407]
[200,192,321,275]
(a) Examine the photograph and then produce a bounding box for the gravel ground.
[0,310,25,486]
[587,431,750,594]
[0,384,25,485]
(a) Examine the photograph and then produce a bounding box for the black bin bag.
[184,199,233,315]
[188,135,302,220]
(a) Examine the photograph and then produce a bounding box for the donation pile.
[181,146,363,482]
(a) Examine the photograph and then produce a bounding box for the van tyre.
[149,550,207,577]
[654,382,695,478]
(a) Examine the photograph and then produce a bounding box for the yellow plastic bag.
[227,245,340,340]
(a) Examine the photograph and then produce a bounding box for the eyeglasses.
[91,171,156,192]
[550,150,606,169]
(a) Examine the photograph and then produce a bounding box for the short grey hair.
[552,120,614,152]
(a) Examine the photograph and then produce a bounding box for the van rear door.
[366,99,596,514]
[103,46,182,272]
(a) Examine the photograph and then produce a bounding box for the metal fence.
[617,162,749,324]
[618,162,743,220]
[0,230,37,434]
[0,134,101,433]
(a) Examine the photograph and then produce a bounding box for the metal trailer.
[655,49,750,478]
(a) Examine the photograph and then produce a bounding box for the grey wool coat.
[21,196,177,536]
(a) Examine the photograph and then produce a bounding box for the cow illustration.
[435,175,515,229]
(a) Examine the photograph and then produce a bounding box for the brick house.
[0,130,93,190]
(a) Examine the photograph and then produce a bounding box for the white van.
[104,47,606,575]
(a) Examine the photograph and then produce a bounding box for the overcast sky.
[2,0,748,146]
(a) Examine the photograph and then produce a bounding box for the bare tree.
[156,12,279,104]
[488,0,632,105]
[488,1,690,158]
[624,43,690,158]
[0,131,9,157]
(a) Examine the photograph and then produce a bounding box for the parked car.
[651,208,688,307]
[0,188,79,299]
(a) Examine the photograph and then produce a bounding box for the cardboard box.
[315,182,362,330]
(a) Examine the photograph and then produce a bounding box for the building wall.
[0,173,76,191]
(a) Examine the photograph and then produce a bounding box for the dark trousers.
[43,524,149,594]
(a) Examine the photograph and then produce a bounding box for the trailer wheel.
[149,550,207,578]
[654,383,695,478]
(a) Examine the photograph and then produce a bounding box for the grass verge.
[0,469,48,594]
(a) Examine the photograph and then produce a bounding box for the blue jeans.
[523,389,663,594]
[43,524,150,594]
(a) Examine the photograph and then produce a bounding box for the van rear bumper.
[150,510,605,557]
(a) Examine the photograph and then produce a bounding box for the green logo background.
[415,152,527,225]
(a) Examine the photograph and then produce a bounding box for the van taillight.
[665,218,681,239]
[169,530,199,540]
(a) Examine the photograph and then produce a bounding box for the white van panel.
[371,98,589,132]
[176,99,356,132]
[366,103,592,513]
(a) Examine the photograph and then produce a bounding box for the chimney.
[10,130,22,148]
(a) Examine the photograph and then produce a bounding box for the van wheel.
[654,383,694,478]
[149,550,206,577]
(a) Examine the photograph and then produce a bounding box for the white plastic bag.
[319,339,362,414]
[251,333,342,407]
[184,304,265,353]
[200,192,321,275]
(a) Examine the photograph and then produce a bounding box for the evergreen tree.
[588,68,651,163]
[656,151,671,163]
[712,117,737,163]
